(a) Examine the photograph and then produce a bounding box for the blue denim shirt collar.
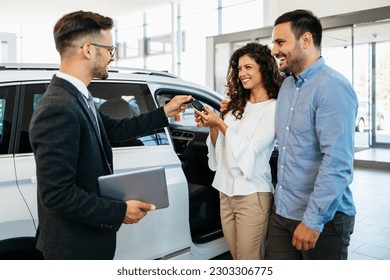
[292,57,325,87]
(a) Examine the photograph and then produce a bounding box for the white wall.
[0,32,16,62]
[1,14,64,64]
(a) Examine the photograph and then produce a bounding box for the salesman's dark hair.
[274,9,322,49]
[53,10,113,54]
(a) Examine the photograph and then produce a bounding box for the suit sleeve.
[101,107,169,141]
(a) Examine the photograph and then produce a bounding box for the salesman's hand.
[292,222,320,251]
[163,95,193,117]
[123,200,156,224]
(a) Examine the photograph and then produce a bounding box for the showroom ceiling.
[0,0,184,26]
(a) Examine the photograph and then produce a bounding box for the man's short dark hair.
[274,9,322,48]
[53,10,113,54]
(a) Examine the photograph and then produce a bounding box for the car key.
[192,99,204,112]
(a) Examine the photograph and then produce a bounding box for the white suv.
[0,64,229,260]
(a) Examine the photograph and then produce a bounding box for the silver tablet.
[98,166,169,209]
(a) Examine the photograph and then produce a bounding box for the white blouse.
[206,99,276,197]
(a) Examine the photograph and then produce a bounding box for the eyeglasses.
[82,42,117,58]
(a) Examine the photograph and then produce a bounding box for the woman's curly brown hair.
[221,42,283,120]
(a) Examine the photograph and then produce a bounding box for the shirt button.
[281,165,284,169]
[283,146,286,150]
[286,126,289,130]
[296,87,299,90]
[290,107,294,111]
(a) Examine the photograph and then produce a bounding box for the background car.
[356,100,385,132]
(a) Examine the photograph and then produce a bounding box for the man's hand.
[163,95,193,117]
[123,200,156,224]
[292,222,320,251]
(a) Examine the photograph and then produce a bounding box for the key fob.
[192,100,204,111]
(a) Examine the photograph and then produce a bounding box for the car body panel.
[0,155,36,241]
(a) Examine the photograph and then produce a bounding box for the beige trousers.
[220,192,273,260]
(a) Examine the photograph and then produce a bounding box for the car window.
[88,82,169,147]
[16,81,169,154]
[17,84,47,154]
[0,86,16,154]
[0,99,5,148]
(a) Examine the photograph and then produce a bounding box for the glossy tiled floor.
[349,149,390,260]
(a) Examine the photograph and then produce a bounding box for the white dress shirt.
[56,72,89,106]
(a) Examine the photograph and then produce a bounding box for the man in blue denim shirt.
[267,10,358,260]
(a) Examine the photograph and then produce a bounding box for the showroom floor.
[349,148,390,259]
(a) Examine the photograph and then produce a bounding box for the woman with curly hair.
[195,42,282,259]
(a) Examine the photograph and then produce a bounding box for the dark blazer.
[29,75,168,259]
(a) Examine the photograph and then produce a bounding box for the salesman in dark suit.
[29,10,192,260]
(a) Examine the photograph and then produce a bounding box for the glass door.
[322,23,390,148]
[354,21,390,147]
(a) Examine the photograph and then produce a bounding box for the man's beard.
[93,52,110,80]
[92,63,109,80]
[286,43,306,76]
